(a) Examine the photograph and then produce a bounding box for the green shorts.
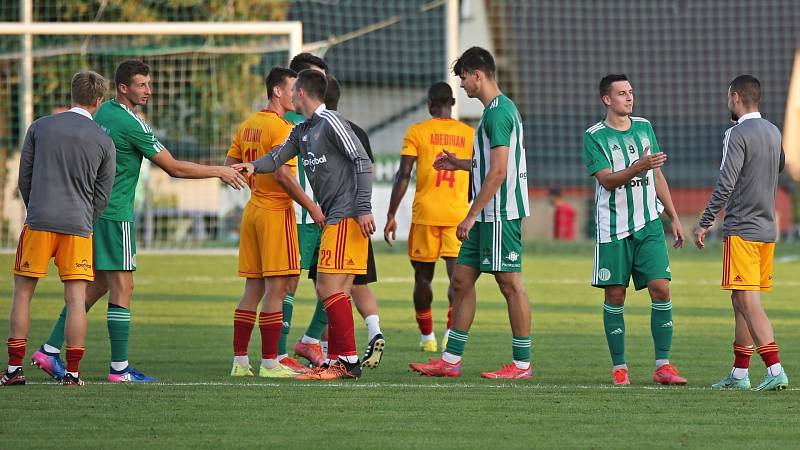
[94,217,137,271]
[592,219,671,290]
[297,223,322,271]
[456,219,522,273]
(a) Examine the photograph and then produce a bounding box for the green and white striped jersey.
[583,116,664,243]
[285,111,317,225]
[473,95,530,222]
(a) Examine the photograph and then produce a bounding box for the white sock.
[110,361,128,372]
[43,344,60,354]
[301,335,319,345]
[442,352,461,364]
[731,367,749,379]
[514,360,530,370]
[341,355,359,364]
[261,358,279,369]
[233,355,249,366]
[612,364,628,371]
[768,363,783,377]
[421,333,435,342]
[7,365,21,373]
[364,315,381,341]
[277,354,288,361]
[655,359,670,369]
[321,341,328,359]
[66,371,79,378]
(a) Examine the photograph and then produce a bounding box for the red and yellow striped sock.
[233,309,257,356]
[733,342,754,368]
[323,293,357,359]
[757,342,781,368]
[259,311,283,360]
[65,346,85,374]
[7,338,26,367]
[415,308,433,335]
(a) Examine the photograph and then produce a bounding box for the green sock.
[444,329,469,356]
[304,297,328,340]
[45,305,68,350]
[650,299,673,360]
[278,293,294,355]
[512,336,531,362]
[603,303,626,366]
[107,303,131,363]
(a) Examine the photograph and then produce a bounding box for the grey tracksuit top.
[252,104,372,224]
[699,112,783,242]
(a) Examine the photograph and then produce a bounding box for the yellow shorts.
[238,204,300,278]
[408,223,461,262]
[13,225,94,281]
[722,235,774,291]
[318,218,368,275]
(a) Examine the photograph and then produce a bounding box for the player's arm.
[384,155,416,245]
[327,117,375,237]
[593,147,666,191]
[17,126,35,206]
[653,168,684,248]
[433,150,471,171]
[234,128,300,175]
[275,165,324,226]
[695,130,745,248]
[92,141,117,222]
[151,149,246,190]
[456,145,509,241]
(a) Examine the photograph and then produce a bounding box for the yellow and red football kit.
[401,118,474,262]
[14,225,94,281]
[228,110,300,278]
[317,218,369,275]
[722,235,774,291]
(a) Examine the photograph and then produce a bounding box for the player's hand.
[634,146,667,172]
[310,204,325,228]
[671,219,685,249]
[231,162,255,176]
[218,166,248,190]
[456,214,477,241]
[693,225,709,249]
[384,215,397,246]
[357,213,376,238]
[433,149,460,171]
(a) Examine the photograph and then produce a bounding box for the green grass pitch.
[1,243,799,449]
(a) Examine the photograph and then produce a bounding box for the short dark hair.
[71,71,108,106]
[114,60,150,88]
[548,187,562,198]
[324,74,341,111]
[730,74,761,106]
[289,52,328,73]
[295,69,327,101]
[599,74,629,97]
[427,82,455,109]
[265,67,297,99]
[452,46,495,78]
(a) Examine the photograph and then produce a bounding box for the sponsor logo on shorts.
[507,251,519,262]
[666,266,671,273]
[414,249,421,255]
[609,328,624,335]
[661,321,673,328]
[75,259,92,270]
[733,275,743,283]
[598,268,611,281]
[22,261,30,269]
[346,258,355,266]
[482,257,491,265]
[302,135,308,142]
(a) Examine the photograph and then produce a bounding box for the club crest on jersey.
[303,152,327,172]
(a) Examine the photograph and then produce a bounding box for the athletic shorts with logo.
[592,218,671,290]
[316,217,368,275]
[309,238,377,285]
[722,235,774,291]
[238,204,300,278]
[94,217,137,271]
[14,224,94,281]
[457,219,523,273]
[408,223,461,262]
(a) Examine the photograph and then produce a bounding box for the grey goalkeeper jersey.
[699,112,782,242]
[252,104,372,224]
